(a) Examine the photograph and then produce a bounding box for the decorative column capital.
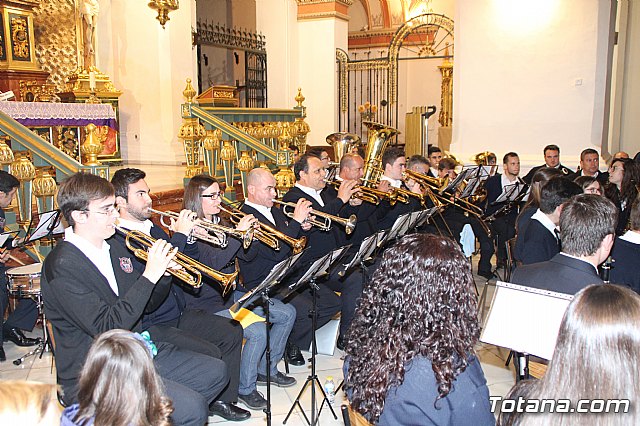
[296,0,352,21]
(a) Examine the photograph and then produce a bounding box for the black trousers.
[491,215,517,263]
[326,267,364,338]
[279,284,341,350]
[149,309,244,403]
[1,274,39,342]
[153,341,229,426]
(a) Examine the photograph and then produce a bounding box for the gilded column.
[178,79,206,179]
[32,167,57,250]
[219,140,236,195]
[236,151,255,198]
[0,136,14,172]
[203,129,221,177]
[292,88,310,154]
[274,122,296,197]
[438,44,453,150]
[9,153,36,228]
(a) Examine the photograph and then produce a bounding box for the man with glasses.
[41,172,227,426]
[110,168,250,422]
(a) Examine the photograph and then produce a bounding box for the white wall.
[453,0,612,171]
[256,0,299,109]
[619,0,640,155]
[97,0,198,164]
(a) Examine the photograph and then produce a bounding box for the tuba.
[361,121,400,187]
[325,132,361,165]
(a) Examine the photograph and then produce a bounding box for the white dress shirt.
[245,200,276,225]
[294,183,324,206]
[64,226,119,295]
[531,209,558,239]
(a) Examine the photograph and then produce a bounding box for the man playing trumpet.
[111,168,250,422]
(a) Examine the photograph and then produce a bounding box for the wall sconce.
[148,0,179,28]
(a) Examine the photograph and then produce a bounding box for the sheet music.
[480,281,573,360]
[26,210,63,242]
[0,231,16,248]
[290,245,351,290]
[494,181,526,203]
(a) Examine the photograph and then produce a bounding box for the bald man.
[237,168,341,366]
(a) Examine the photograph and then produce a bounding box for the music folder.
[338,232,383,277]
[230,249,306,313]
[21,210,64,246]
[287,245,351,294]
[480,281,573,360]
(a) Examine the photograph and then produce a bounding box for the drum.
[6,263,42,295]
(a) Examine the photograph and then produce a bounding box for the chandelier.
[148,0,179,28]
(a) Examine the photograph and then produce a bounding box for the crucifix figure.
[78,0,99,71]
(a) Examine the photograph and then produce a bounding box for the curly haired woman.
[344,234,494,425]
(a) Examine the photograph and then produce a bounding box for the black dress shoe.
[3,328,40,347]
[238,390,267,410]
[336,335,346,351]
[478,270,495,280]
[285,342,305,366]
[256,372,297,388]
[209,401,251,421]
[0,346,6,362]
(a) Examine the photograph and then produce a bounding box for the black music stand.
[284,246,351,426]
[231,249,306,426]
[377,212,413,248]
[12,210,63,366]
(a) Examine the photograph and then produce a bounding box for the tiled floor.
[0,272,515,425]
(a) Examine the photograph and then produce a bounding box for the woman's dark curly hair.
[344,233,480,423]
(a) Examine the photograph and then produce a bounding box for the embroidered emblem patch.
[119,257,133,273]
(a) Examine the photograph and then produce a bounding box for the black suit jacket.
[282,186,345,262]
[519,218,559,265]
[523,164,573,184]
[41,239,171,400]
[567,170,608,185]
[511,253,603,294]
[484,173,522,219]
[237,203,302,291]
[609,237,640,293]
[375,189,422,230]
[321,184,377,247]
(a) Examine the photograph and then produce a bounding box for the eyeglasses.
[83,205,118,215]
[201,192,221,200]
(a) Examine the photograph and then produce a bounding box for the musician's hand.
[0,249,10,264]
[301,215,315,231]
[337,179,359,204]
[292,199,313,224]
[191,226,209,239]
[236,214,256,232]
[143,239,179,283]
[170,209,197,236]
[349,196,363,207]
[405,178,423,195]
[377,180,391,193]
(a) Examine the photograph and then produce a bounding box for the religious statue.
[78,0,99,71]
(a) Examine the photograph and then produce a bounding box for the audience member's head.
[559,194,617,262]
[574,175,602,195]
[523,167,563,210]
[538,178,582,222]
[0,380,61,425]
[503,284,640,425]
[67,329,173,426]
[345,234,479,423]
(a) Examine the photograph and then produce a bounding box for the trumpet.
[323,179,404,206]
[115,225,237,296]
[218,203,308,255]
[272,199,357,235]
[402,170,484,215]
[149,208,253,250]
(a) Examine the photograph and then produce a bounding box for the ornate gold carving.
[19,80,60,102]
[148,0,179,28]
[0,136,15,166]
[10,152,35,227]
[438,44,453,127]
[183,78,196,104]
[81,123,104,166]
[178,117,206,178]
[33,0,78,91]
[33,168,57,197]
[10,15,30,59]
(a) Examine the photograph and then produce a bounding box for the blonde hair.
[0,380,62,425]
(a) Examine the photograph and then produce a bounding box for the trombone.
[217,203,308,255]
[272,199,357,235]
[323,179,404,206]
[402,170,485,215]
[115,225,237,296]
[149,208,253,249]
